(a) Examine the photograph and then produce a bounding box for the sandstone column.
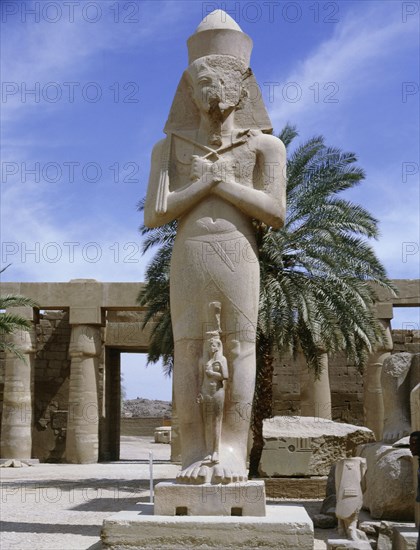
[65,324,101,463]
[1,308,36,460]
[301,352,332,420]
[363,304,393,440]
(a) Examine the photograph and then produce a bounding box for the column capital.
[69,324,101,358]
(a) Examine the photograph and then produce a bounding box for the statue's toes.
[222,468,233,484]
[212,465,224,484]
[230,471,240,483]
[198,466,208,483]
[190,466,202,483]
[177,465,194,483]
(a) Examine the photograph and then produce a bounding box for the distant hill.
[122,398,172,418]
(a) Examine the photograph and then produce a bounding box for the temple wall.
[32,311,71,462]
[272,351,364,425]
[272,329,420,425]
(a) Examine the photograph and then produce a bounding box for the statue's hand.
[190,155,214,183]
[211,158,237,185]
[196,393,203,404]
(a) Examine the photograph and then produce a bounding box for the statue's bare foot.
[176,461,210,484]
[211,452,219,463]
[383,418,411,443]
[211,462,247,484]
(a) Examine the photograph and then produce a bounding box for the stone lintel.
[101,504,314,549]
[374,302,393,320]
[4,305,34,319]
[154,481,266,516]
[0,282,146,311]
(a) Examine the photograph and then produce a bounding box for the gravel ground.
[0,436,334,550]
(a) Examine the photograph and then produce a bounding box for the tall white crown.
[187,10,253,66]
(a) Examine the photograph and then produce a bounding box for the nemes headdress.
[164,10,273,134]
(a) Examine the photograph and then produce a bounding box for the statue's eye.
[198,77,211,86]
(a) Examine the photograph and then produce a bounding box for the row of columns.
[0,302,406,464]
[0,309,101,464]
[298,309,394,433]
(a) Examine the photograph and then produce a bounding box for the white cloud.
[268,3,418,130]
[1,0,189,123]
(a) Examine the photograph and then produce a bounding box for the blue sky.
[1,0,419,400]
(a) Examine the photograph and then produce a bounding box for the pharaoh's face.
[188,56,246,116]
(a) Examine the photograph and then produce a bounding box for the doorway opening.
[100,349,172,462]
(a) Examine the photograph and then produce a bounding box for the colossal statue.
[144,10,286,484]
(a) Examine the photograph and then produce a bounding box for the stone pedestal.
[0,326,36,460]
[65,324,101,463]
[154,481,266,516]
[101,504,314,549]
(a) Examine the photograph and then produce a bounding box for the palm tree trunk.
[249,336,274,477]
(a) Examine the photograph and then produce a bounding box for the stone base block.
[101,504,314,549]
[154,481,266,516]
[260,417,374,477]
[327,539,372,549]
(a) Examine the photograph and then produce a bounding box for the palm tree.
[137,124,395,473]
[0,266,38,360]
[0,295,38,360]
[248,125,395,473]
